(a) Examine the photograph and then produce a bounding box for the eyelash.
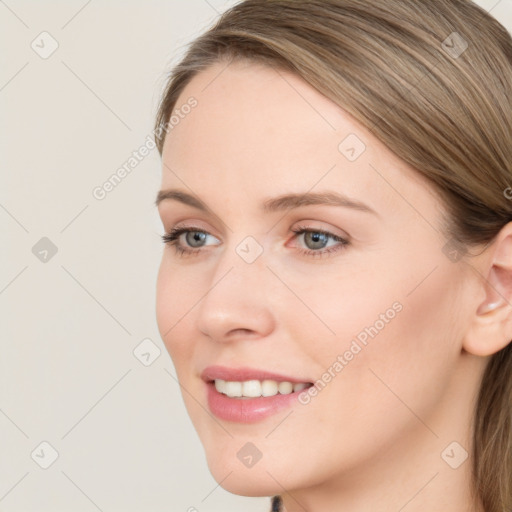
[161,224,349,259]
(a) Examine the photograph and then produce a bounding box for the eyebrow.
[155,189,378,216]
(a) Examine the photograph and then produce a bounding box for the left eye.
[290,226,349,256]
[294,229,338,250]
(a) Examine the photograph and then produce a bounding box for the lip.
[201,365,313,423]
[201,365,311,384]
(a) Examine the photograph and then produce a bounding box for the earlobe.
[463,223,512,357]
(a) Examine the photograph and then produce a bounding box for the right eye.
[161,227,221,256]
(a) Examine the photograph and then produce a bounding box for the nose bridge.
[195,234,274,341]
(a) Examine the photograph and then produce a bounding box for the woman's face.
[156,60,477,497]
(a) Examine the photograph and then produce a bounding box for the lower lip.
[205,381,310,423]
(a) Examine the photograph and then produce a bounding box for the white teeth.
[225,381,242,397]
[261,379,278,397]
[213,379,310,398]
[214,379,226,394]
[278,381,293,394]
[242,380,262,397]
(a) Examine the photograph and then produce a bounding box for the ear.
[463,222,512,357]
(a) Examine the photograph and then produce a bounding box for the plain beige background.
[1,1,511,511]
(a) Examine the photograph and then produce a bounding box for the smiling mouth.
[210,378,314,399]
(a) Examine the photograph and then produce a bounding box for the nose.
[195,247,276,343]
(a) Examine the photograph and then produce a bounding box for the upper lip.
[201,365,312,384]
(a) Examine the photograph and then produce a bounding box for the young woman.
[153,1,512,510]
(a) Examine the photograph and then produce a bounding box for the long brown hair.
[153,1,512,509]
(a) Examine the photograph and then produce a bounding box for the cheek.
[286,249,464,435]
[155,258,196,362]
[279,262,404,371]
[313,262,463,440]
[305,235,464,373]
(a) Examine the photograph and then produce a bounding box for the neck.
[279,440,481,511]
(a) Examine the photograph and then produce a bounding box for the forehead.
[160,60,440,218]
[163,60,348,168]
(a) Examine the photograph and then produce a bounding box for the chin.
[204,449,297,497]
[210,468,283,497]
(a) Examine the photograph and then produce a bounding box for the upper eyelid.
[169,219,346,235]
[168,227,221,246]
[176,226,220,238]
[170,225,340,235]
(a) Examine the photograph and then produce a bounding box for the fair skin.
[156,59,512,512]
